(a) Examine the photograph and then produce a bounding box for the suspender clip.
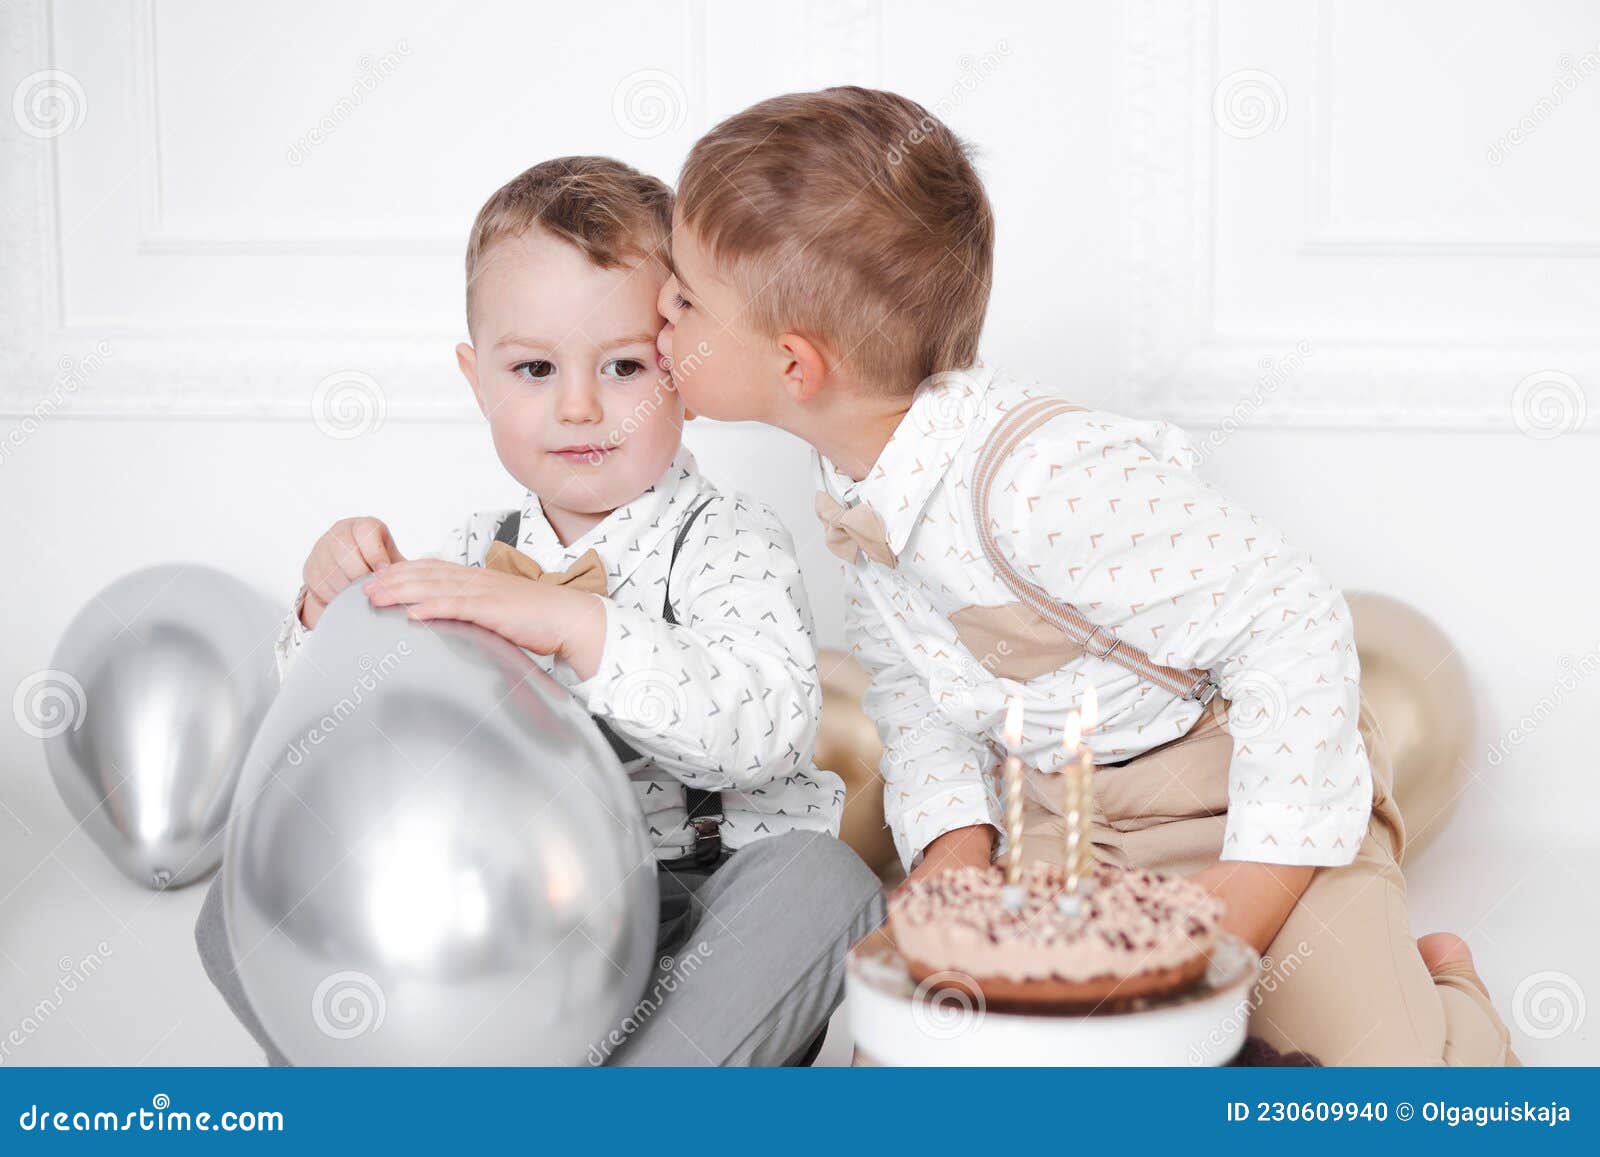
[1083,625,1120,659]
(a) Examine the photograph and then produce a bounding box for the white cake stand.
[845,927,1261,1066]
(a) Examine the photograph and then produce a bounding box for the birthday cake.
[889,860,1225,1012]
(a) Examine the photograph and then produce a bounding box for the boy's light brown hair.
[465,155,673,329]
[677,87,993,393]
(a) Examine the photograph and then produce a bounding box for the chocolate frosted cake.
[889,861,1225,1012]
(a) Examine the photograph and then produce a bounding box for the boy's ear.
[456,342,488,416]
[775,332,831,406]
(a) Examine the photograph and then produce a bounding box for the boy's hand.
[300,517,405,629]
[897,824,997,895]
[363,560,608,678]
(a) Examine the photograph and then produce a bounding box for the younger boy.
[194,156,882,1066]
[655,89,1517,1065]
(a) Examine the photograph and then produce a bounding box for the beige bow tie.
[483,541,609,596]
[814,492,897,568]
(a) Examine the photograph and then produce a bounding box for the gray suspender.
[492,495,725,866]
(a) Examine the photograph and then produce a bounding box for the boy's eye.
[604,358,646,380]
[673,293,692,312]
[513,360,554,380]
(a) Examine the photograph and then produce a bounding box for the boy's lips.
[549,442,617,464]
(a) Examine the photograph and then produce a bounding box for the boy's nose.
[556,378,604,423]
[657,324,674,367]
[656,276,679,320]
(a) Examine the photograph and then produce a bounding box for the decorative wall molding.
[7,0,1595,429]
[1301,1,1600,257]
[1,0,472,418]
[0,0,707,420]
[1122,0,1600,431]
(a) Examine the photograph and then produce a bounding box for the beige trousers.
[1018,696,1519,1066]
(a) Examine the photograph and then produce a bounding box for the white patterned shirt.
[275,446,844,859]
[817,362,1372,872]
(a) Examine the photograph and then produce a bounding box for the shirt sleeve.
[993,412,1372,868]
[567,494,820,795]
[846,566,1004,873]
[270,587,313,683]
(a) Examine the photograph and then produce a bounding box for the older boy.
[654,88,1516,1065]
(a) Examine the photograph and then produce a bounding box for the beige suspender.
[971,397,1219,704]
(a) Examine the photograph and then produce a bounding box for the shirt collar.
[514,444,703,597]
[813,362,995,556]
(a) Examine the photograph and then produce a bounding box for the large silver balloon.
[41,564,280,890]
[224,576,657,1065]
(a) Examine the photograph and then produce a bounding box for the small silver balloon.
[224,576,657,1065]
[42,564,281,890]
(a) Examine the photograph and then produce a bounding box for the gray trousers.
[194,829,885,1066]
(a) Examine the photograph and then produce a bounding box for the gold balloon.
[815,649,898,875]
[1347,590,1470,861]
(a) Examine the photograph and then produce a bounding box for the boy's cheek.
[486,398,548,458]
[670,368,709,410]
[677,378,740,423]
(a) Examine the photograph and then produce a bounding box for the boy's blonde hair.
[465,155,673,327]
[677,87,993,393]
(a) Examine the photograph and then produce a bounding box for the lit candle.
[1002,696,1026,899]
[1057,686,1099,916]
[1078,684,1098,795]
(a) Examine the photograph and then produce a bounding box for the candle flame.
[1061,710,1082,754]
[1004,696,1024,749]
[1081,684,1099,733]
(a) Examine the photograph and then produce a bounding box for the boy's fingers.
[380,525,405,565]
[304,550,351,603]
[370,568,488,601]
[386,560,483,582]
[350,522,395,574]
[327,536,376,584]
[407,596,471,621]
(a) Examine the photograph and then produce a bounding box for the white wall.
[2,0,1597,1063]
